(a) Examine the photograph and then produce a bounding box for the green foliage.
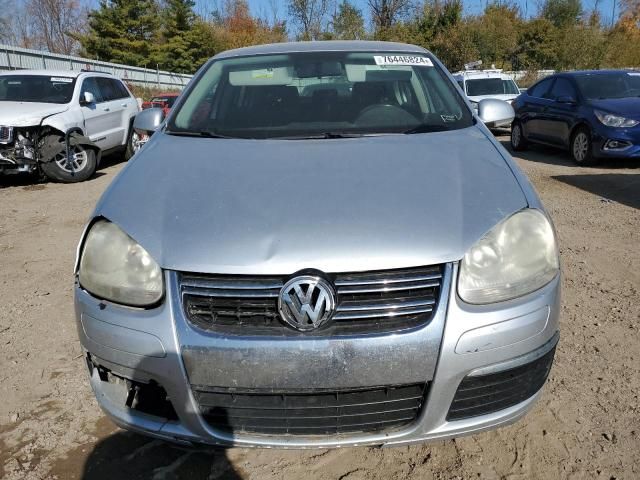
[541,0,583,28]
[152,0,212,73]
[72,0,640,76]
[78,0,161,66]
[332,1,366,40]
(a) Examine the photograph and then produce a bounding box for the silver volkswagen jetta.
[74,41,560,448]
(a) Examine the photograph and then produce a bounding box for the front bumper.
[75,264,560,448]
[592,123,640,159]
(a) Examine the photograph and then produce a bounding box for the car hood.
[95,126,528,275]
[589,98,640,119]
[0,102,69,127]
[467,94,518,103]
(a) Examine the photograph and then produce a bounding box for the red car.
[141,92,179,116]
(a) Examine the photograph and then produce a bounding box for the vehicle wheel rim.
[131,131,147,153]
[54,148,88,173]
[512,125,521,147]
[573,133,589,162]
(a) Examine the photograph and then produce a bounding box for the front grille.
[194,383,429,435]
[0,126,13,144]
[447,345,556,421]
[179,265,444,335]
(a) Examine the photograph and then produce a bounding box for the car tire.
[41,138,97,183]
[571,127,597,166]
[510,122,527,151]
[124,124,139,160]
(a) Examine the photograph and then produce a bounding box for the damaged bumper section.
[0,126,98,175]
[75,264,560,448]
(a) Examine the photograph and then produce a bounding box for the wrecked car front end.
[0,125,38,174]
[0,124,98,178]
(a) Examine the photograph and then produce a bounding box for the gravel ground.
[0,138,638,480]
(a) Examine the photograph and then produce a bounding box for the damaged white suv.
[0,70,140,182]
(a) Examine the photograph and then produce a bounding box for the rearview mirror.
[134,108,164,135]
[477,98,515,128]
[80,91,95,105]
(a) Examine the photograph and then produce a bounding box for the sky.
[193,0,621,27]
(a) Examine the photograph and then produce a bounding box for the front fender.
[41,109,85,135]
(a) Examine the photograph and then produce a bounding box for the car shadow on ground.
[498,138,640,169]
[552,173,640,209]
[0,152,126,189]
[78,430,241,480]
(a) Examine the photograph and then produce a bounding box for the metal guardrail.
[0,44,193,89]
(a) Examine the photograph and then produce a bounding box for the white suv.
[0,70,140,182]
[453,70,520,127]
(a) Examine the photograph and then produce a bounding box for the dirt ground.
[1,137,639,480]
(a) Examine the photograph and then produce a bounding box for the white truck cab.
[0,69,140,182]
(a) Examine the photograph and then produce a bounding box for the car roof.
[214,40,428,59]
[452,70,512,80]
[559,69,640,77]
[0,69,115,78]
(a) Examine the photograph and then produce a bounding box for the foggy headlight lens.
[595,110,639,128]
[458,209,559,304]
[78,220,163,306]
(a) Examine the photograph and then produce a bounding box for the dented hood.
[95,126,528,274]
[0,102,68,127]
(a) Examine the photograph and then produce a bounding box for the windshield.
[575,72,640,100]
[466,78,519,96]
[0,75,76,104]
[169,51,472,139]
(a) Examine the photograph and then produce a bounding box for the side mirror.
[477,98,515,128]
[80,91,95,105]
[134,108,164,135]
[556,95,576,105]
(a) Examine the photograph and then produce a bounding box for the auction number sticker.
[374,55,433,67]
[252,68,274,79]
[50,77,73,83]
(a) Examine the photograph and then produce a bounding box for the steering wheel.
[355,104,419,125]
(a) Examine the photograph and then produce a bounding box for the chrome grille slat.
[180,265,444,335]
[334,272,442,286]
[181,278,283,290]
[336,298,435,312]
[182,286,279,298]
[334,306,433,321]
[336,280,440,294]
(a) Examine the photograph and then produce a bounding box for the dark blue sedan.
[511,70,640,165]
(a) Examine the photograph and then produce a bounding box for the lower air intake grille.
[179,265,443,335]
[194,383,429,436]
[447,345,556,421]
[0,126,13,144]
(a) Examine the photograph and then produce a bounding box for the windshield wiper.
[278,132,367,140]
[404,124,453,134]
[165,130,234,139]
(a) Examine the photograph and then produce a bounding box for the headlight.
[594,110,639,128]
[458,209,559,304]
[78,220,163,306]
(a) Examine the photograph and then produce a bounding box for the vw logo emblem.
[278,275,335,331]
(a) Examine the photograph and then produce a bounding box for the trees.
[78,0,160,66]
[472,3,520,68]
[541,0,583,28]
[369,0,411,33]
[25,0,85,54]
[153,0,211,73]
[211,0,286,50]
[331,0,365,39]
[288,0,332,40]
